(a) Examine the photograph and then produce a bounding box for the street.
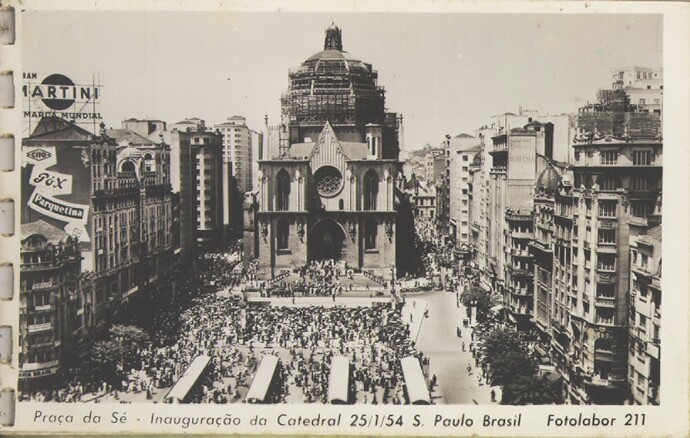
[407,290,499,404]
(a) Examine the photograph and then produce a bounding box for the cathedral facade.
[248,24,413,280]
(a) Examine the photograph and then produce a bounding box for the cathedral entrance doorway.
[309,219,346,262]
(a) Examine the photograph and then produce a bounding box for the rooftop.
[21,220,70,244]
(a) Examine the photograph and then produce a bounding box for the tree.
[502,374,562,405]
[460,286,491,322]
[83,340,127,387]
[485,348,537,387]
[81,324,151,388]
[481,328,536,386]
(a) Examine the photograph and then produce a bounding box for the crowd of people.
[261,259,387,298]
[244,304,427,404]
[21,289,428,405]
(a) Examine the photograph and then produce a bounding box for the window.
[363,169,378,211]
[277,219,289,250]
[276,169,290,211]
[462,155,468,161]
[339,199,344,210]
[597,283,615,298]
[639,98,646,105]
[598,229,616,245]
[630,176,650,191]
[653,98,660,105]
[633,150,652,166]
[599,201,617,218]
[600,151,618,165]
[597,175,620,191]
[364,218,377,250]
[597,255,616,272]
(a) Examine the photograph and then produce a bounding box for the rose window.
[314,166,343,197]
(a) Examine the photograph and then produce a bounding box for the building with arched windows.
[247,23,413,280]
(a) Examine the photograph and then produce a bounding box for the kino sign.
[22,72,103,124]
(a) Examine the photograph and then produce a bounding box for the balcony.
[28,322,53,333]
[594,350,614,362]
[508,265,533,277]
[509,286,533,297]
[510,305,532,316]
[598,218,617,228]
[631,326,648,341]
[596,241,618,254]
[595,316,615,326]
[30,281,55,291]
[646,341,660,360]
[511,230,533,240]
[597,272,616,283]
[21,359,60,372]
[595,296,616,308]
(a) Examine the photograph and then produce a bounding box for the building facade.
[214,116,253,193]
[486,123,552,319]
[19,221,82,388]
[448,134,481,246]
[248,23,409,280]
[544,79,663,404]
[21,118,174,366]
[627,224,661,405]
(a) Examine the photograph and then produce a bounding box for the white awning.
[490,304,504,312]
[164,355,211,403]
[328,356,350,404]
[246,355,279,403]
[400,356,431,405]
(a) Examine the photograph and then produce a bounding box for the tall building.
[425,148,445,182]
[164,119,231,252]
[467,148,483,261]
[529,162,572,363]
[188,130,226,246]
[628,224,661,405]
[21,118,173,344]
[472,111,570,288]
[611,67,663,121]
[448,134,481,247]
[546,76,662,404]
[403,176,436,219]
[248,23,410,280]
[214,116,253,193]
[251,129,265,192]
[486,123,553,323]
[19,221,82,388]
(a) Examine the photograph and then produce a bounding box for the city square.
[17,13,662,407]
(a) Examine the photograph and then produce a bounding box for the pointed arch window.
[277,218,289,250]
[365,218,377,250]
[276,169,290,211]
[363,169,378,211]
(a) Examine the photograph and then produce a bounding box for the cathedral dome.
[284,23,385,126]
[536,165,561,196]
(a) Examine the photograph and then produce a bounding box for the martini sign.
[22,72,103,131]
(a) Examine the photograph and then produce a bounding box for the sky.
[22,11,662,150]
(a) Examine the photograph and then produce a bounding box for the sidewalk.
[401,299,428,343]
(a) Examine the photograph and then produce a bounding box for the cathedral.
[246,23,415,280]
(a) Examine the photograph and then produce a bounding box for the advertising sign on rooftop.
[22,72,103,135]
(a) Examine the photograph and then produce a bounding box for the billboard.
[507,135,536,180]
[22,72,103,135]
